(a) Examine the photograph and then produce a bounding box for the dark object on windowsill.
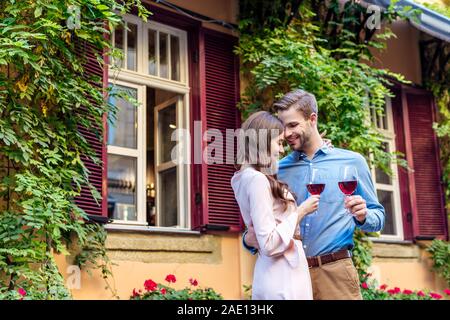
[87,214,112,224]
[415,236,436,241]
[202,224,230,232]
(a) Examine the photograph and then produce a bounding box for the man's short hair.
[273,89,318,119]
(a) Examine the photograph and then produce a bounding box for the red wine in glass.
[307,183,325,195]
[338,181,357,195]
[339,165,358,215]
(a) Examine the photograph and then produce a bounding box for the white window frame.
[369,97,404,241]
[110,14,188,88]
[107,80,147,226]
[107,14,191,230]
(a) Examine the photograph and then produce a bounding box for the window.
[111,14,187,84]
[369,98,403,240]
[107,15,190,229]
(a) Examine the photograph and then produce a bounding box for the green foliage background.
[0,0,149,299]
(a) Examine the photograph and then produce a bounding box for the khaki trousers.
[309,258,362,300]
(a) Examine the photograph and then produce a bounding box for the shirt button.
[303,245,307,249]
[306,223,310,227]
[309,163,313,166]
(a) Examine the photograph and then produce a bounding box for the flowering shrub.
[130,274,223,300]
[360,275,450,300]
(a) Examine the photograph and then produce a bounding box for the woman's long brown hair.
[236,111,296,212]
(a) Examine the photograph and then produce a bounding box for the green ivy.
[237,2,411,173]
[0,0,149,299]
[426,239,450,286]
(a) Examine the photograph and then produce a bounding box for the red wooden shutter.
[73,40,108,223]
[391,88,414,240]
[406,91,447,239]
[199,29,243,232]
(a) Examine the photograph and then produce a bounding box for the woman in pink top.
[231,111,319,300]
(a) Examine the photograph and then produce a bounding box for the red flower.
[361,282,369,289]
[165,274,176,283]
[160,288,167,295]
[189,278,198,286]
[132,288,140,297]
[379,284,388,290]
[444,289,450,296]
[430,292,442,300]
[17,288,26,297]
[144,279,158,292]
[402,289,413,295]
[417,291,425,297]
[387,287,401,295]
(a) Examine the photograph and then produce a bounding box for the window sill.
[103,226,221,264]
[370,237,413,245]
[105,223,201,236]
[370,240,421,259]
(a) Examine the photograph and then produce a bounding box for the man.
[243,89,385,300]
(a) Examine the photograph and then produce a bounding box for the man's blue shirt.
[276,144,385,257]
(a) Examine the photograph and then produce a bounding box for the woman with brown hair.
[231,111,319,300]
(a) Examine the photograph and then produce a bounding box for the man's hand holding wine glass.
[345,195,367,224]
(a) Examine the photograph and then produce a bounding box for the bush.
[130,274,223,300]
[360,275,450,300]
[426,239,450,286]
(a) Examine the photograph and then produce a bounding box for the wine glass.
[338,165,358,215]
[306,168,325,215]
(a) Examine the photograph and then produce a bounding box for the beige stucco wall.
[56,231,256,300]
[369,242,447,293]
[370,20,423,85]
[148,0,239,36]
[55,230,447,299]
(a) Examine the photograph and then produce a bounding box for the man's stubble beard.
[293,131,311,152]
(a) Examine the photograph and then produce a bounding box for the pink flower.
[361,282,369,289]
[444,289,450,296]
[17,288,26,297]
[160,288,167,295]
[417,291,425,297]
[379,284,388,290]
[144,279,158,292]
[430,292,442,300]
[189,278,198,286]
[165,274,176,283]
[402,289,413,295]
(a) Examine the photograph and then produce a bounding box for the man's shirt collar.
[293,142,331,161]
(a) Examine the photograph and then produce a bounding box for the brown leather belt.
[307,249,351,268]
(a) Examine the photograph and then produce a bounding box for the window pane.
[170,35,180,81]
[127,23,137,71]
[108,85,137,149]
[148,29,157,75]
[378,190,396,235]
[159,32,168,78]
[159,167,178,227]
[370,106,377,127]
[382,103,388,130]
[375,142,391,185]
[158,102,177,163]
[113,25,124,68]
[108,154,137,221]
